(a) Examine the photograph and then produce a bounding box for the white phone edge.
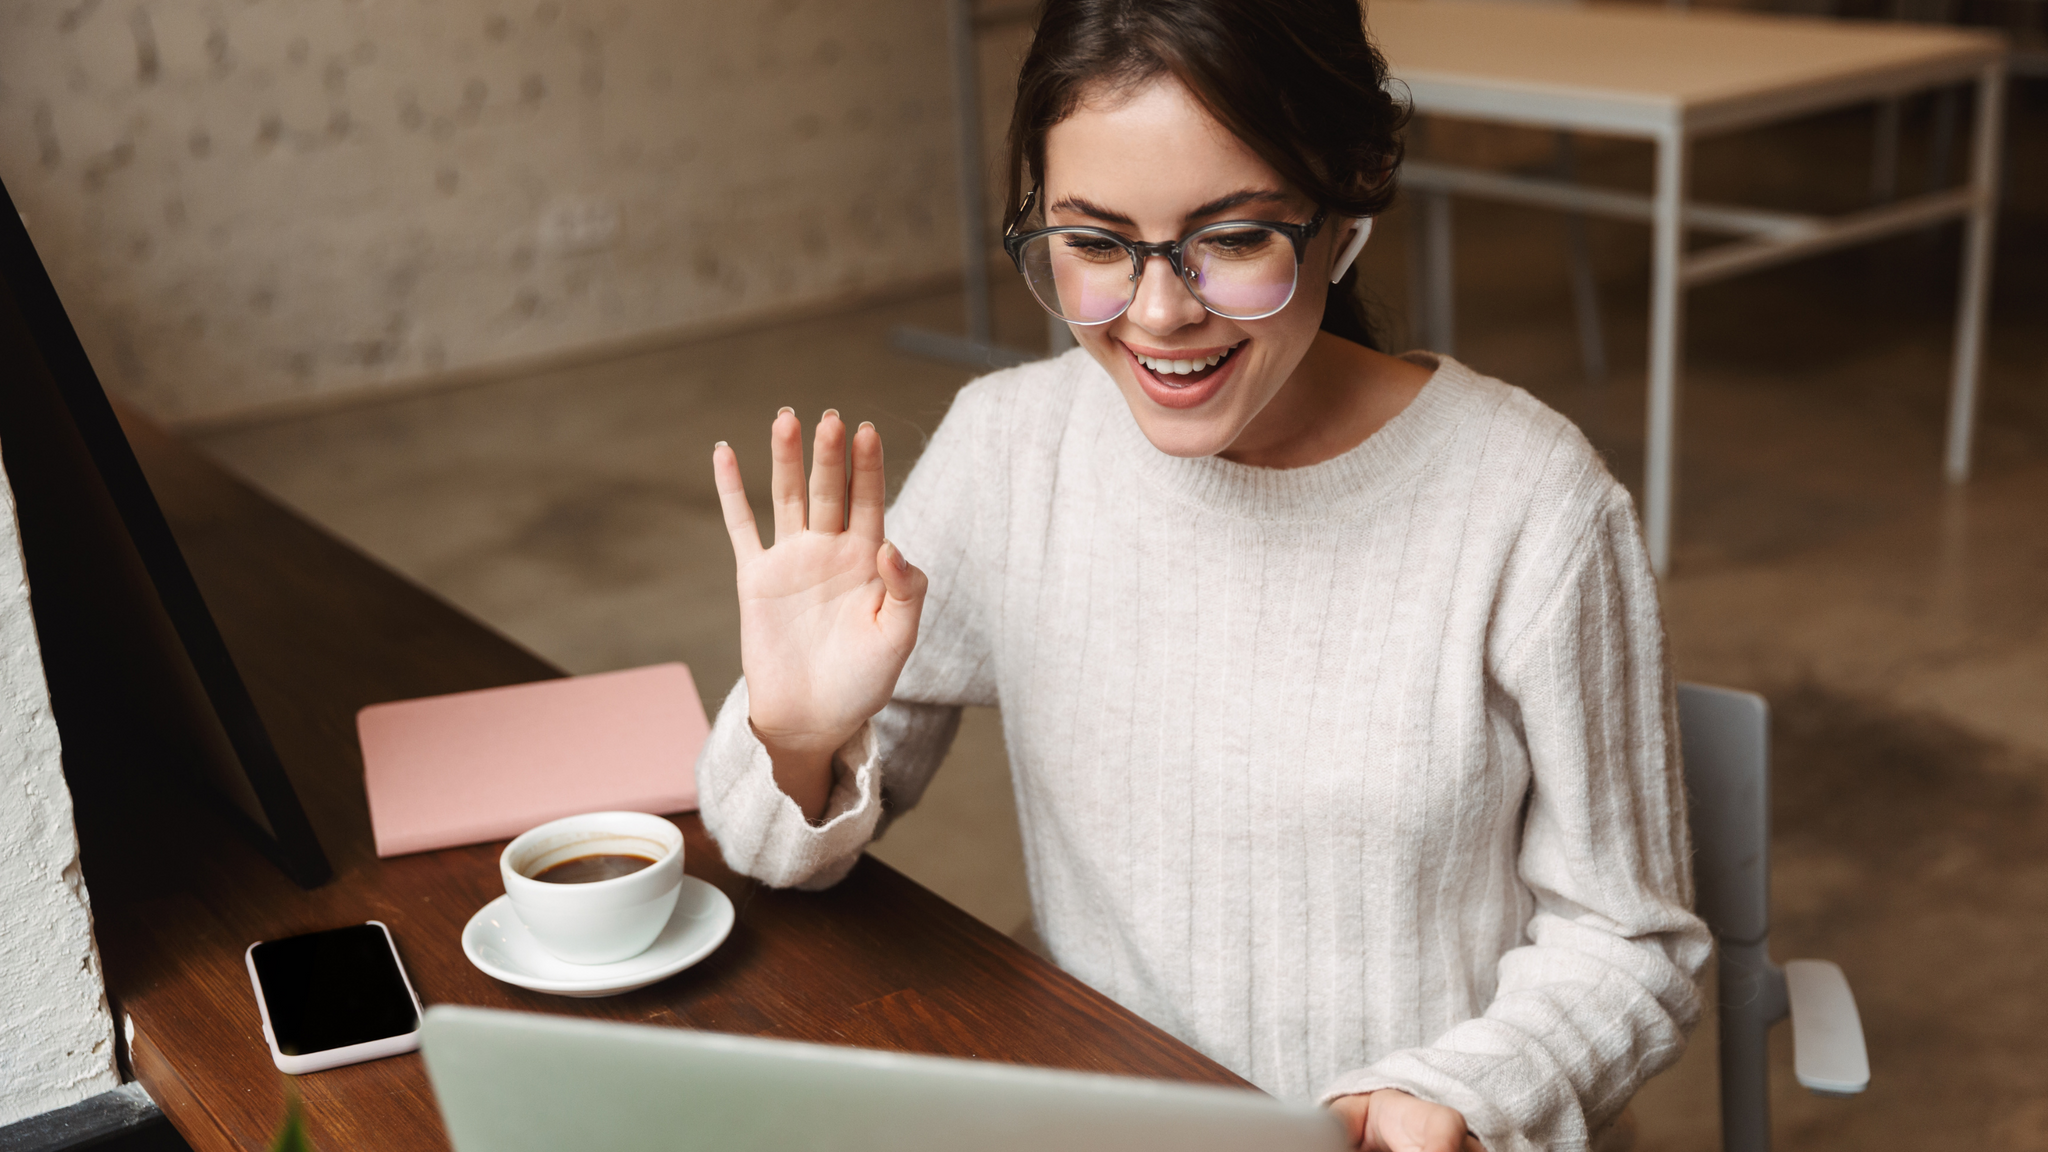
[245,919,425,1076]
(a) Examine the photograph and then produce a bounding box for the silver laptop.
[421,1005,1348,1152]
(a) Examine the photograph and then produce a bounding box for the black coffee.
[532,853,657,884]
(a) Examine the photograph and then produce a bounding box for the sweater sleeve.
[1318,485,1712,1152]
[695,381,1002,891]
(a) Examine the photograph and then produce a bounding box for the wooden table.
[80,412,1245,1152]
[1375,0,2007,573]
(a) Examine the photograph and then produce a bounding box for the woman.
[699,1,1709,1149]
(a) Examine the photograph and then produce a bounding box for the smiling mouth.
[1131,342,1243,387]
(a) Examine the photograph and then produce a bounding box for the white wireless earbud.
[1330,216,1374,283]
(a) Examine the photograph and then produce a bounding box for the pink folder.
[358,662,709,857]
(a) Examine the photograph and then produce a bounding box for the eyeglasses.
[1002,189,1328,325]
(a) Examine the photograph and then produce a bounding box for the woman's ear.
[1330,216,1374,283]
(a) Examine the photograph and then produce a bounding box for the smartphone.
[245,921,423,1074]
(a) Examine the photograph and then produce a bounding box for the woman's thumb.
[876,540,927,641]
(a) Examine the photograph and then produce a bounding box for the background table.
[82,411,1246,1152]
[1375,0,2007,572]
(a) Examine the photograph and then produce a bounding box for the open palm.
[712,409,926,818]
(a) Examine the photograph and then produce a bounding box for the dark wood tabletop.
[81,410,1247,1152]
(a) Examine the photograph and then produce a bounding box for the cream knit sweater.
[697,350,1710,1152]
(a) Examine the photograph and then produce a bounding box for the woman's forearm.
[755,728,838,823]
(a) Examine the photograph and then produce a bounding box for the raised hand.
[712,408,927,821]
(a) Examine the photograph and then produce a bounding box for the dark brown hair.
[1005,0,1407,349]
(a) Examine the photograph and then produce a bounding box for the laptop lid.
[420,1005,1349,1152]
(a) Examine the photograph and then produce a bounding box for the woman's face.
[1041,76,1347,459]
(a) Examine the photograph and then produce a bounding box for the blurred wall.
[0,0,960,424]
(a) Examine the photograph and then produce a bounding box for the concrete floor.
[193,90,2047,1150]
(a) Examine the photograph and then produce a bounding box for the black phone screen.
[250,924,419,1055]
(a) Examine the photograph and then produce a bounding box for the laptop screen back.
[421,1005,1348,1152]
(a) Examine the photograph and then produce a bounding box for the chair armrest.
[1785,959,1870,1096]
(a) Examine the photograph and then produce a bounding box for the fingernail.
[883,540,906,571]
[714,440,727,449]
[859,421,875,432]
[777,406,794,417]
[823,408,840,420]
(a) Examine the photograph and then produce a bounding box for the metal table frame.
[903,1,2010,574]
[1394,12,2007,573]
[892,0,1072,371]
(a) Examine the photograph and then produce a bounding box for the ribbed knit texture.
[697,350,1710,1152]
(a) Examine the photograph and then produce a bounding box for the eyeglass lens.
[1016,224,1300,324]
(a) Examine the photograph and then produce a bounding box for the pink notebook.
[358,663,710,858]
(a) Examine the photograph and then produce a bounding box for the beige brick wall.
[0,0,965,423]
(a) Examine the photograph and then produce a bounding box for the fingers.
[711,441,763,564]
[848,421,886,542]
[808,410,848,534]
[769,407,805,542]
[1325,1095,1370,1150]
[1356,1090,1471,1152]
[874,541,927,652]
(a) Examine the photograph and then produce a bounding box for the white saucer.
[461,876,735,998]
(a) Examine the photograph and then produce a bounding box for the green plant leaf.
[271,1092,317,1152]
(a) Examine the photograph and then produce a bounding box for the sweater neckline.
[1087,350,1479,521]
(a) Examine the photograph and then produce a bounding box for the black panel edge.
[0,177,330,888]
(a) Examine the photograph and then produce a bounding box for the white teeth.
[1136,345,1237,376]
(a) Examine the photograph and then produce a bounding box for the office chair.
[1677,683,1871,1152]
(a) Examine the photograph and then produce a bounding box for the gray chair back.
[1677,683,1784,1152]
[1678,684,1771,947]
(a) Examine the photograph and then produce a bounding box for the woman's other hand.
[712,409,927,821]
[1329,1090,1484,1152]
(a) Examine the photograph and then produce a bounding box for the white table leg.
[1644,130,1691,576]
[1871,97,1902,203]
[1943,62,2006,482]
[1556,132,1609,385]
[1423,190,1457,355]
[947,0,993,347]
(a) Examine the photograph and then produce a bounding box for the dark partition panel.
[0,177,329,888]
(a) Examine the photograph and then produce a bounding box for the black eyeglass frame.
[1001,188,1328,325]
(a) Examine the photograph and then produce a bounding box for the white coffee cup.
[500,811,684,965]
